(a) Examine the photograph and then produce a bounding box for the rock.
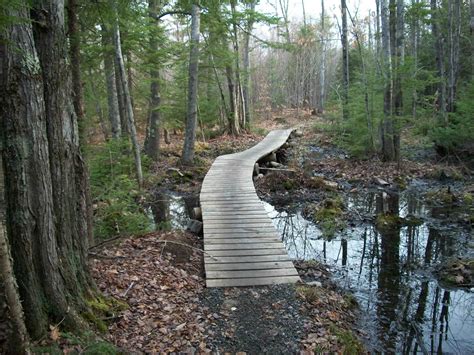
[373,177,390,186]
[260,152,277,163]
[256,173,264,180]
[292,129,303,137]
[254,163,260,175]
[269,161,282,168]
[192,207,202,221]
[187,219,203,235]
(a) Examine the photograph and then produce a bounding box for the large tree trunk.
[0,156,30,353]
[144,0,161,161]
[1,0,94,338]
[341,0,349,120]
[101,24,121,138]
[225,64,240,135]
[112,3,143,186]
[182,2,201,165]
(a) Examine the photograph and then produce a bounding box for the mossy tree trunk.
[1,0,95,339]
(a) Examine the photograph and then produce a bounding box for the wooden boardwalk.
[201,129,300,287]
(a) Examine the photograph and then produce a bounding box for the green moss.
[343,293,359,310]
[84,296,128,333]
[403,215,424,227]
[394,176,408,190]
[463,193,473,205]
[425,189,457,205]
[329,324,365,355]
[283,180,296,190]
[296,285,321,303]
[82,311,108,333]
[313,198,346,238]
[375,213,403,231]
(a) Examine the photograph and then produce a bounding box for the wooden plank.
[205,261,295,271]
[204,242,283,251]
[205,254,291,264]
[207,248,287,257]
[206,268,298,279]
[204,232,280,239]
[206,275,300,288]
[201,129,300,287]
[205,238,281,244]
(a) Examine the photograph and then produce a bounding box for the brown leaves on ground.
[90,231,213,353]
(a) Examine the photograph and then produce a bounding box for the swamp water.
[265,189,473,354]
[149,189,473,353]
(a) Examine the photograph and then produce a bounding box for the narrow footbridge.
[201,129,301,287]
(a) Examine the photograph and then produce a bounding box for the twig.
[89,235,124,251]
[122,282,135,297]
[258,167,296,172]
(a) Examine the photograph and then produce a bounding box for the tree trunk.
[101,24,121,138]
[341,0,349,120]
[446,0,461,113]
[471,0,474,80]
[182,2,201,165]
[242,1,256,127]
[67,0,84,124]
[319,0,326,112]
[431,0,447,123]
[1,0,95,338]
[226,64,240,135]
[0,155,30,354]
[114,54,129,135]
[380,0,396,161]
[144,0,162,161]
[112,3,143,186]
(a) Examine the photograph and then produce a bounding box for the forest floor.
[30,108,473,353]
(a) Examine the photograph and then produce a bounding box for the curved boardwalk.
[201,129,300,287]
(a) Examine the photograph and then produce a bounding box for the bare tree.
[182,2,201,165]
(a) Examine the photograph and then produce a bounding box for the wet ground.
[148,142,474,353]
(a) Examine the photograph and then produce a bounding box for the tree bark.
[341,0,349,120]
[242,1,256,127]
[380,0,396,161]
[67,0,84,124]
[1,0,94,338]
[319,0,327,112]
[471,0,474,80]
[101,24,121,138]
[112,3,143,186]
[446,0,461,113]
[0,155,30,354]
[182,2,201,165]
[144,0,162,161]
[431,0,447,123]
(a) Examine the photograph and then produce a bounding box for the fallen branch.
[258,167,296,172]
[122,282,135,297]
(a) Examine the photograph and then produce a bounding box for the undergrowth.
[87,139,152,239]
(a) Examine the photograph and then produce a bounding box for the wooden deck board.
[201,129,300,288]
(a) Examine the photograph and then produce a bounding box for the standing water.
[264,189,474,353]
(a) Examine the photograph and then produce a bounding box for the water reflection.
[264,190,474,353]
[147,192,194,230]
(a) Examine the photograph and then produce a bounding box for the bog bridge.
[201,129,300,287]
